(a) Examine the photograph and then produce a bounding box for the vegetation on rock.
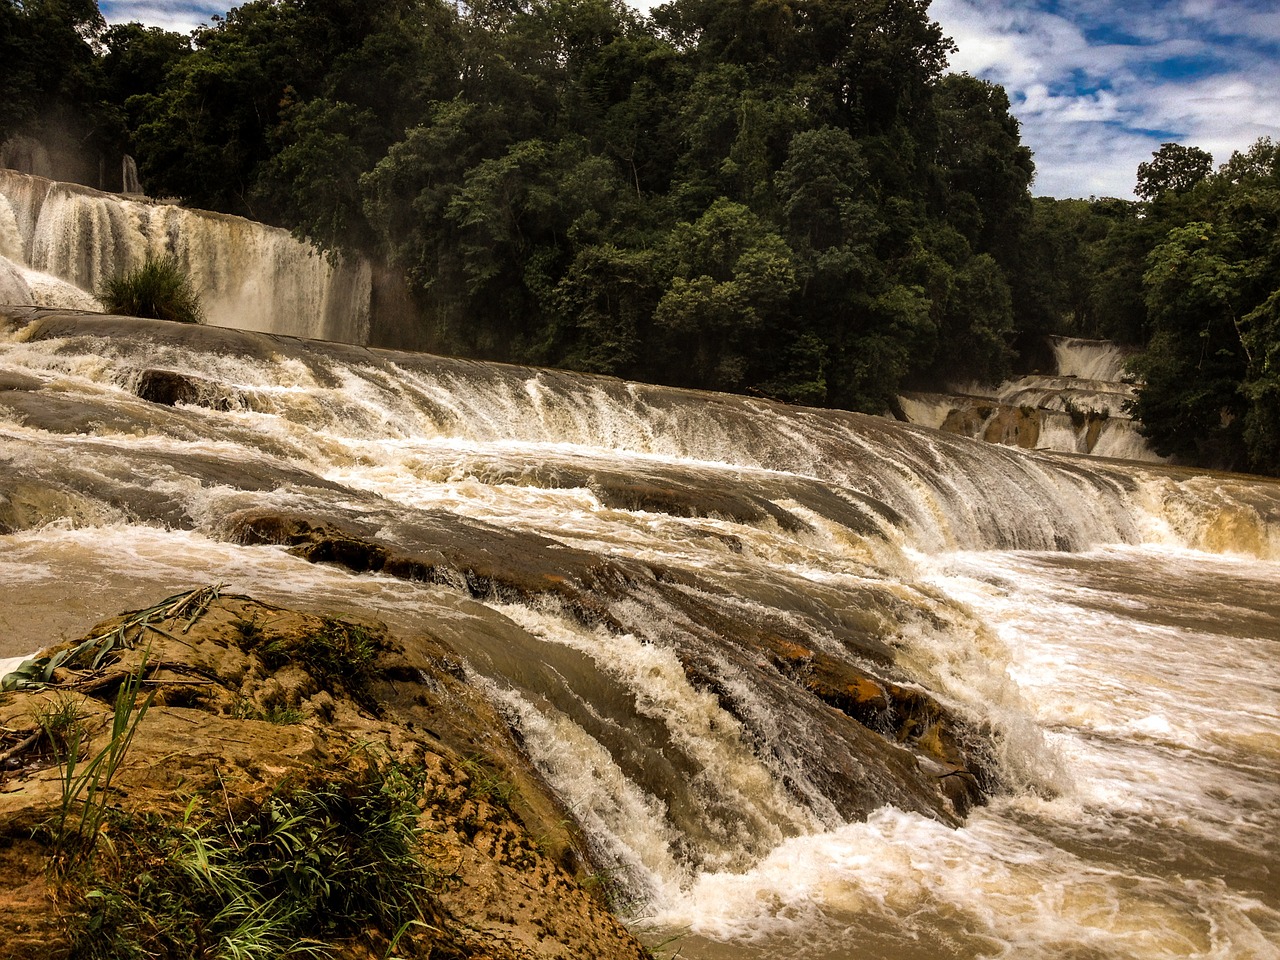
[65,761,446,960]
[0,589,648,960]
[98,255,205,325]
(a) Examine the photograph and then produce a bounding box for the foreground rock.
[0,589,648,960]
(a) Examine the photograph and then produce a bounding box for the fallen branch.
[143,623,196,648]
[68,659,224,696]
[164,583,224,633]
[0,730,41,766]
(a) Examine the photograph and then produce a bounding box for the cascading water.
[0,168,372,342]
[1051,335,1134,382]
[900,335,1163,463]
[2,308,1277,958]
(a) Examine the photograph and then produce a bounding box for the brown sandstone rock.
[0,591,647,960]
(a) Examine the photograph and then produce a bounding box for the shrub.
[65,761,452,960]
[99,255,205,324]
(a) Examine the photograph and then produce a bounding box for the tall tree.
[1135,142,1214,202]
[1127,138,1280,472]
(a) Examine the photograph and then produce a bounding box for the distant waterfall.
[1050,335,1134,382]
[0,168,372,343]
[899,335,1160,463]
[121,155,142,195]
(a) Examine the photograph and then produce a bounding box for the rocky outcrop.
[0,590,649,960]
[223,508,995,826]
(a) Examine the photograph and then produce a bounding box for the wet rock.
[766,639,993,817]
[223,507,639,627]
[134,368,233,410]
[937,402,1043,451]
[0,370,41,393]
[221,506,994,827]
[0,592,646,960]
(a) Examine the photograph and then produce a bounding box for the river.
[1,309,1277,959]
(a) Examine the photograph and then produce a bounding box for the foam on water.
[650,804,1278,960]
[495,603,823,850]
[639,545,1280,958]
[3,317,1280,958]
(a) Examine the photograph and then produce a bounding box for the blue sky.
[930,0,1280,198]
[99,0,1280,200]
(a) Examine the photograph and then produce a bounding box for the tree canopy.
[3,0,1043,413]
[1013,138,1280,475]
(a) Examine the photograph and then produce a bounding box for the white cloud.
[99,1,223,33]
[929,0,1280,198]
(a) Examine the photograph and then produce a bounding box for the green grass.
[31,606,462,958]
[457,757,516,806]
[34,694,86,760]
[253,618,382,713]
[43,658,154,876]
[65,760,455,960]
[229,698,305,725]
[98,255,205,325]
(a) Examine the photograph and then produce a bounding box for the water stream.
[1,308,1277,958]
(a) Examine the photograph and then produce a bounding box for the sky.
[98,0,1280,200]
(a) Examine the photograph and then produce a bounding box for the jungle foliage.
[2,0,1035,412]
[1017,139,1280,474]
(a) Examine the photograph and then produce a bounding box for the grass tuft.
[42,657,154,876]
[99,255,205,325]
[64,759,456,960]
[254,618,382,709]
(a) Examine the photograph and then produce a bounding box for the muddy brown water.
[3,313,1278,958]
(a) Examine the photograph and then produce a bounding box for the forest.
[3,0,1279,475]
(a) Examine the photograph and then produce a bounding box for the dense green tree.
[6,0,1060,431]
[254,98,382,251]
[1013,198,1101,339]
[1129,222,1251,466]
[653,198,797,390]
[1241,288,1280,473]
[1135,142,1214,203]
[0,0,116,186]
[96,23,192,159]
[550,242,660,375]
[130,0,458,219]
[932,73,1032,265]
[0,0,104,138]
[1125,139,1280,472]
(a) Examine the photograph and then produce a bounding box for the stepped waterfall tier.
[900,336,1162,463]
[2,308,1279,958]
[0,168,373,343]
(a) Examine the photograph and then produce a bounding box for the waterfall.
[3,312,1278,959]
[121,155,142,195]
[1050,334,1135,382]
[0,168,373,343]
[898,336,1160,463]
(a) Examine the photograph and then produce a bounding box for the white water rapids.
[1,311,1277,959]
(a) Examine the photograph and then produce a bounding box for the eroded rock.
[0,592,647,960]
